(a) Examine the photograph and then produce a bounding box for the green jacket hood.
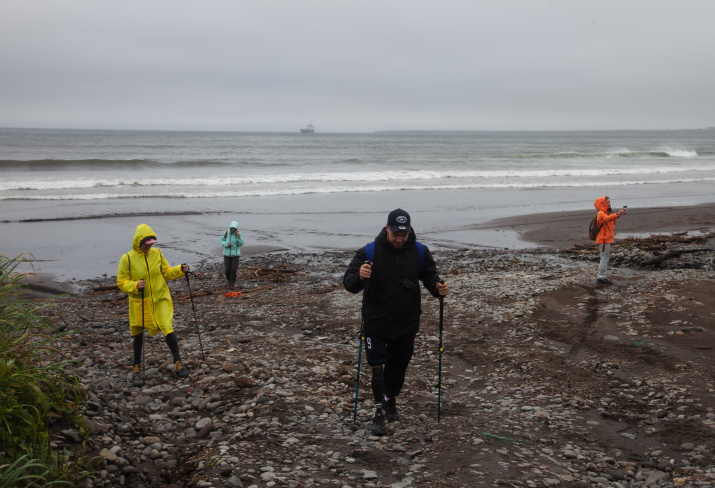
[229,221,239,230]
[132,224,157,253]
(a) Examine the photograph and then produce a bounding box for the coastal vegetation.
[0,255,89,486]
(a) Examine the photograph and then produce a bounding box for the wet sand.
[482,202,715,248]
[5,201,715,288]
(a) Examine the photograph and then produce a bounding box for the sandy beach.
[17,201,715,487]
[482,202,715,249]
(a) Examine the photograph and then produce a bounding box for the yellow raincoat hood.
[132,224,158,253]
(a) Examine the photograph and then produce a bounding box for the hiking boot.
[174,360,188,379]
[384,396,399,422]
[132,364,144,385]
[597,278,613,285]
[371,409,386,436]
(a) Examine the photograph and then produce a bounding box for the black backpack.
[588,214,602,241]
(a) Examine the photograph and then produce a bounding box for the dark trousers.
[223,255,240,285]
[365,333,416,398]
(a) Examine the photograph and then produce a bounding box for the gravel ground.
[44,235,715,488]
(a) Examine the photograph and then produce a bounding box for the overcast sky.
[2,1,714,132]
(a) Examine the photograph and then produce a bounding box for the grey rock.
[226,475,243,487]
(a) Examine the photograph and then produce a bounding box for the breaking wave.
[3,177,714,201]
[1,165,712,192]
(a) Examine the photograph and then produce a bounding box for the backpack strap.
[363,240,425,293]
[365,241,375,263]
[365,241,374,293]
[415,241,425,271]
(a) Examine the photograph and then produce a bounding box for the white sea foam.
[4,177,714,200]
[663,149,698,158]
[1,165,712,192]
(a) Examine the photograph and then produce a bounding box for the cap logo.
[396,216,408,224]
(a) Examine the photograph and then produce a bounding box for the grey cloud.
[1,0,714,131]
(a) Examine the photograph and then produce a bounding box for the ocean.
[1,128,714,282]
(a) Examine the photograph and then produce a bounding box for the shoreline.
[481,202,715,248]
[7,202,715,290]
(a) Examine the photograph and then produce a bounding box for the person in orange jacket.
[594,196,627,284]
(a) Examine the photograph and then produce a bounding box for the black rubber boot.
[384,396,399,422]
[371,408,386,436]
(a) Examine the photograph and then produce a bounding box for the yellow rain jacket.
[117,224,185,337]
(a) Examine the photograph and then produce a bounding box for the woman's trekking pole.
[140,288,146,384]
[184,271,206,361]
[353,319,365,423]
[438,282,445,423]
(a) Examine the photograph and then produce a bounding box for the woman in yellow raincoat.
[117,223,190,381]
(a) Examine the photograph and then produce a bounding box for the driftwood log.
[641,247,712,265]
[93,284,120,292]
[562,232,714,255]
[244,262,297,276]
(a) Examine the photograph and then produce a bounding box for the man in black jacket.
[343,209,449,436]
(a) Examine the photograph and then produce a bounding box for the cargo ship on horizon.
[300,122,315,134]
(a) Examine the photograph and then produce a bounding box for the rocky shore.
[45,234,715,487]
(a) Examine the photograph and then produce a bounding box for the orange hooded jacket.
[594,196,620,244]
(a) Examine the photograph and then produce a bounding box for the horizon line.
[1,126,714,134]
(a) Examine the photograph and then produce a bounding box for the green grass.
[0,255,91,486]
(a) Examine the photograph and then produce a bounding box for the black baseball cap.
[387,208,411,233]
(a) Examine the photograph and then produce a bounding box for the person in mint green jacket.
[220,220,244,289]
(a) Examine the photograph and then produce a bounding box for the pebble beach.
[34,206,715,488]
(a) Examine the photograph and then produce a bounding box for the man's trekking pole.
[353,318,365,423]
[140,288,146,385]
[353,259,372,423]
[184,271,206,361]
[437,281,445,423]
